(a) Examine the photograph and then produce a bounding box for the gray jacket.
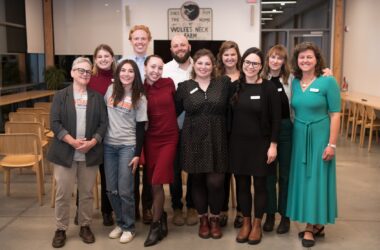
[47,85,108,167]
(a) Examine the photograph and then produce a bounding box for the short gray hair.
[72,57,92,69]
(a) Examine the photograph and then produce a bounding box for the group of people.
[47,24,341,248]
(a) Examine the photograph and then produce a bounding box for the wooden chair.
[345,102,357,140]
[17,107,46,115]
[0,133,45,205]
[9,112,38,123]
[5,121,50,175]
[340,100,349,135]
[352,104,365,142]
[34,102,52,113]
[40,112,54,138]
[360,106,380,152]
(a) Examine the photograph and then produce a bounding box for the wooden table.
[340,91,380,137]
[0,90,56,106]
[0,90,56,131]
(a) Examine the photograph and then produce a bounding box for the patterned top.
[175,76,232,173]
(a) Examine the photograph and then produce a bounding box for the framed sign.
[168,1,212,40]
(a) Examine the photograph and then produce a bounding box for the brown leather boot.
[198,215,210,239]
[236,217,251,243]
[248,218,262,245]
[209,217,222,239]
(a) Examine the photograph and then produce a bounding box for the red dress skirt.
[144,78,178,184]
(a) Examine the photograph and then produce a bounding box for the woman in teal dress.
[286,42,340,248]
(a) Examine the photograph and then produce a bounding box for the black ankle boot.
[144,221,162,247]
[263,213,275,232]
[160,212,168,238]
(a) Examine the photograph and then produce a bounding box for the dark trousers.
[134,165,152,211]
[266,119,292,216]
[169,131,194,210]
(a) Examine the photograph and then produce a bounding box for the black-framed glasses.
[74,68,92,75]
[243,60,261,67]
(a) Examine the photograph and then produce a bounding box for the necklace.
[301,76,316,88]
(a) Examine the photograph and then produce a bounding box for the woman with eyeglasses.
[72,44,116,228]
[49,57,107,248]
[143,55,178,247]
[103,59,147,244]
[215,41,243,228]
[229,47,281,245]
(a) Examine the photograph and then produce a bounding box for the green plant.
[44,66,66,90]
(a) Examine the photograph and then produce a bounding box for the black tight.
[151,184,164,222]
[235,175,267,219]
[191,173,225,215]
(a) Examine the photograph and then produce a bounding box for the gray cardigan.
[47,85,108,167]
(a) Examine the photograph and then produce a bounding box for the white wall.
[121,0,261,57]
[25,0,44,53]
[343,0,380,97]
[53,0,123,55]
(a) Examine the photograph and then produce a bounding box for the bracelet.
[328,143,336,149]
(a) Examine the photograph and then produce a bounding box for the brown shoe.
[236,217,251,243]
[186,208,198,226]
[248,218,262,245]
[172,209,185,226]
[198,215,210,239]
[79,226,95,244]
[209,217,222,239]
[52,229,66,248]
[142,209,153,225]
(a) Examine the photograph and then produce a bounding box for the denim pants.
[104,144,135,232]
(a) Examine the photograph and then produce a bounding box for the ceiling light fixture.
[261,1,296,5]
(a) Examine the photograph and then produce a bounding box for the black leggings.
[235,175,267,219]
[191,173,225,215]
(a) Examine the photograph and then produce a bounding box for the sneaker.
[109,226,123,239]
[186,208,198,226]
[172,209,185,226]
[234,212,244,228]
[79,226,95,244]
[52,229,66,248]
[120,231,135,244]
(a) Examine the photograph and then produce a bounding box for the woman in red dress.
[143,55,179,247]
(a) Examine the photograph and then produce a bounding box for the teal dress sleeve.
[325,76,341,113]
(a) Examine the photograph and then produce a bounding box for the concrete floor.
[0,135,379,250]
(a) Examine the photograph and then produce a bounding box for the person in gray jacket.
[48,57,108,248]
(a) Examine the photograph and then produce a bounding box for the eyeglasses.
[74,68,92,75]
[243,60,261,68]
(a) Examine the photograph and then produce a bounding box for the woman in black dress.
[230,47,281,245]
[175,49,232,239]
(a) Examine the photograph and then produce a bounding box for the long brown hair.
[92,44,116,75]
[191,49,216,80]
[112,60,145,108]
[216,41,241,77]
[262,44,290,84]
[291,42,326,79]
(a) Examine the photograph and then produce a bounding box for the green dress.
[286,76,340,224]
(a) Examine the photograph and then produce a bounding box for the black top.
[175,75,233,173]
[270,76,290,119]
[229,79,281,176]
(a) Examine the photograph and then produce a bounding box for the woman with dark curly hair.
[287,42,340,248]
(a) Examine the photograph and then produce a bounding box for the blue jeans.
[104,144,135,232]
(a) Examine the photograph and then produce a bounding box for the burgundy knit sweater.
[88,68,113,96]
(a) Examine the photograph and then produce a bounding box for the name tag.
[277,88,283,92]
[190,87,198,94]
[250,95,260,100]
[310,88,319,93]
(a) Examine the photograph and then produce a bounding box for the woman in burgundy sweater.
[87,44,116,226]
